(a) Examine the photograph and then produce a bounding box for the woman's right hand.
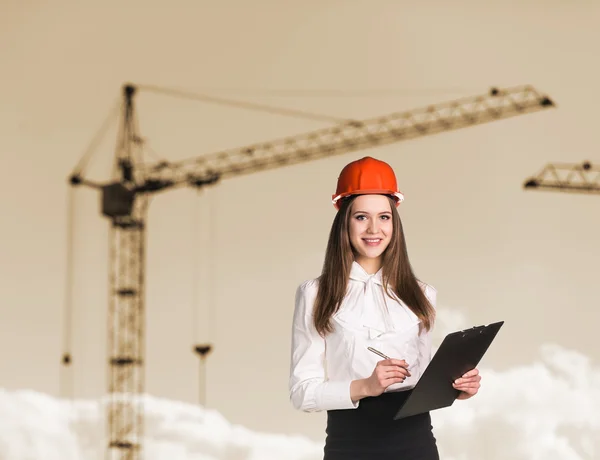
[364,358,411,397]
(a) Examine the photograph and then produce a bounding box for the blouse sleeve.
[288,280,359,412]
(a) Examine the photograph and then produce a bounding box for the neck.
[355,257,382,275]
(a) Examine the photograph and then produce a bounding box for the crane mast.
[106,85,147,459]
[68,83,555,460]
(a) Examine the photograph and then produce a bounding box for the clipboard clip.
[461,325,486,338]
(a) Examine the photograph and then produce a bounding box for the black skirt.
[323,390,439,460]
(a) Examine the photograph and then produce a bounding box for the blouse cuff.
[315,380,359,410]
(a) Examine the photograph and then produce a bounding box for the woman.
[289,156,481,460]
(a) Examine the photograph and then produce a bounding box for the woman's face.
[348,194,393,265]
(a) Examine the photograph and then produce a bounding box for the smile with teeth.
[363,238,383,246]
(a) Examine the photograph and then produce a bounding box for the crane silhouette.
[65,82,555,460]
[523,161,600,194]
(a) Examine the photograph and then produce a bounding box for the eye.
[380,215,391,220]
[355,214,367,221]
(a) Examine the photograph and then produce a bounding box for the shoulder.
[296,277,320,297]
[417,280,437,308]
[294,277,320,313]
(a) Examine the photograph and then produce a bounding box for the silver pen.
[367,346,391,360]
[368,346,410,377]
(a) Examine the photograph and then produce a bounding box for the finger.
[454,379,481,386]
[386,369,411,378]
[454,375,481,385]
[454,381,479,390]
[456,387,478,395]
[454,383,481,391]
[462,369,479,378]
[454,383,481,388]
[382,377,406,388]
[381,370,410,382]
[379,364,411,376]
[380,369,410,380]
[381,358,409,368]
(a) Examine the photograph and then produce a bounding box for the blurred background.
[1,0,599,459]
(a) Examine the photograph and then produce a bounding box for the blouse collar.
[349,260,383,286]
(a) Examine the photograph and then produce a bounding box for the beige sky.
[1,0,599,445]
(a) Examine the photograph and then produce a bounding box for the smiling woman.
[348,195,394,271]
[288,156,482,460]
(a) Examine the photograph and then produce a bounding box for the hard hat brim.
[332,190,404,209]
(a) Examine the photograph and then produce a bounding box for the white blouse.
[289,261,436,412]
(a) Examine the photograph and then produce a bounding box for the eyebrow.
[352,210,392,215]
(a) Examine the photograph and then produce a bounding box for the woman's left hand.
[453,368,481,400]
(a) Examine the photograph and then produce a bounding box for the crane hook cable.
[69,84,476,180]
[136,83,359,125]
[191,190,200,346]
[60,185,76,400]
[136,85,475,98]
[190,187,216,406]
[70,98,122,179]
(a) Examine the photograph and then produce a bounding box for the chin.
[364,251,385,260]
[357,246,388,260]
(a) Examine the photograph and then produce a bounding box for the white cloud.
[0,389,322,460]
[0,308,598,460]
[430,306,600,460]
[431,343,600,460]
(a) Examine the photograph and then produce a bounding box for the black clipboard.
[393,321,504,420]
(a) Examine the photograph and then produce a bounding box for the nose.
[367,218,379,234]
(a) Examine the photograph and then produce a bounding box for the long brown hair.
[313,194,435,336]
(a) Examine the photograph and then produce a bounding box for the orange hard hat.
[332,156,404,209]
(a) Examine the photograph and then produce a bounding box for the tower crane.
[523,160,600,194]
[66,83,555,460]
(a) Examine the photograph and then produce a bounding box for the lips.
[363,238,382,246]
